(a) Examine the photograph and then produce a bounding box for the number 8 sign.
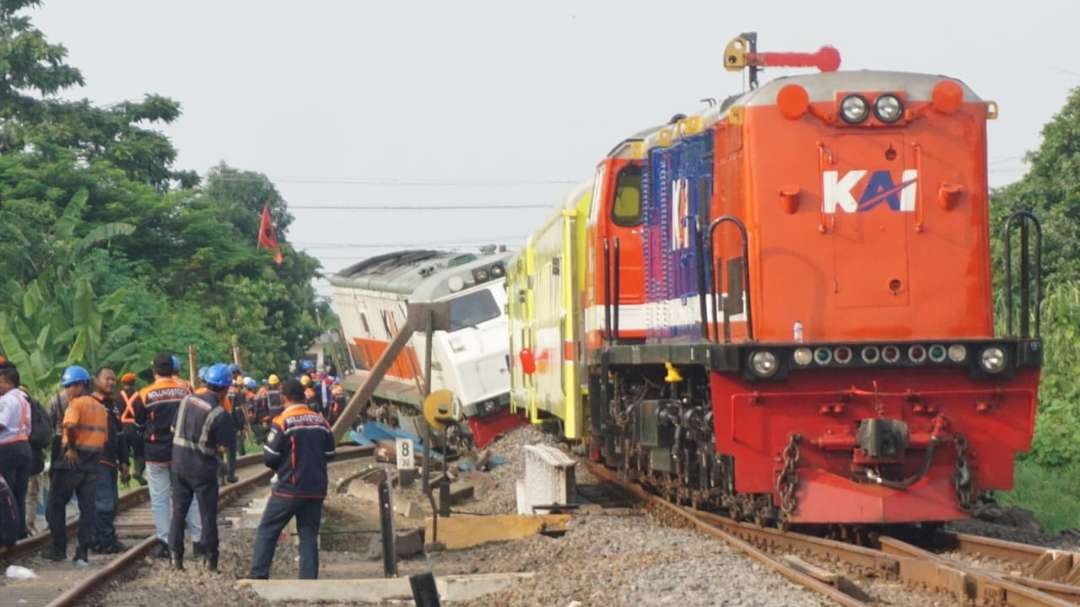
[396,437,416,470]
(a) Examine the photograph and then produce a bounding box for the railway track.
[583,459,1079,606]
[0,446,370,607]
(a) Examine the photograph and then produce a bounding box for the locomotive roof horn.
[724,32,842,90]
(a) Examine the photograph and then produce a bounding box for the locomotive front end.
[706,71,1042,525]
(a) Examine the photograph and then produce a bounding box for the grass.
[997,459,1080,534]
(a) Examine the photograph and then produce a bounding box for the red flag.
[257,205,284,264]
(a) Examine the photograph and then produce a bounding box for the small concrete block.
[521,444,576,513]
[451,482,475,503]
[395,527,425,558]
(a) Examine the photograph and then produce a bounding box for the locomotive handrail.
[603,238,612,343]
[706,215,753,343]
[694,217,710,340]
[1002,210,1042,339]
[613,237,622,341]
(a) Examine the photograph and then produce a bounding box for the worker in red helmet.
[169,363,235,571]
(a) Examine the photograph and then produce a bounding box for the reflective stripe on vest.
[173,394,225,458]
[120,389,138,424]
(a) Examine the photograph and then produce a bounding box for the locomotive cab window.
[611,165,643,227]
[449,289,501,331]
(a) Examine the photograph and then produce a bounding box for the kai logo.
[822,169,918,214]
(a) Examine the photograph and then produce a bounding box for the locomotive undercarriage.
[590,364,782,526]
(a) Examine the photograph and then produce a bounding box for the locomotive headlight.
[793,347,813,366]
[473,268,490,283]
[489,263,506,278]
[749,350,779,378]
[947,344,968,363]
[874,94,904,123]
[979,346,1007,374]
[840,94,870,124]
[928,344,948,363]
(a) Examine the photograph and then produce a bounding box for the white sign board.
[395,437,416,470]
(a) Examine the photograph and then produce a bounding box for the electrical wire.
[209,175,578,186]
[289,203,551,210]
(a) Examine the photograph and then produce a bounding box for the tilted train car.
[330,248,514,427]
[509,35,1042,527]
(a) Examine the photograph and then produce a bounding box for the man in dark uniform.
[91,368,128,553]
[252,374,283,444]
[248,379,335,579]
[169,363,235,571]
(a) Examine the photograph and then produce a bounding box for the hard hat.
[228,363,241,375]
[268,374,280,385]
[243,377,257,390]
[60,365,92,387]
[299,360,314,372]
[300,375,311,387]
[261,378,268,385]
[171,355,181,374]
[204,363,233,390]
[120,372,137,385]
[197,366,208,381]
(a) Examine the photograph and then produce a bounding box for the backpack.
[25,392,50,474]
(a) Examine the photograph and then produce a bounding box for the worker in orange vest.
[118,373,147,486]
[44,366,108,565]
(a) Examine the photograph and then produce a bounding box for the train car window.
[449,289,501,331]
[611,165,643,227]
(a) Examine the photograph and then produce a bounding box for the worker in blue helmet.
[197,366,208,385]
[171,355,191,390]
[169,363,234,571]
[45,366,107,564]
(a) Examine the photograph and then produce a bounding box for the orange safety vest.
[120,388,139,425]
[62,395,108,452]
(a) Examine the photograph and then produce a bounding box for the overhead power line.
[295,236,525,248]
[210,175,578,186]
[289,203,550,210]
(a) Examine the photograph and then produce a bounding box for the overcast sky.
[34,1,1080,295]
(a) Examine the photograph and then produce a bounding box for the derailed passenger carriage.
[512,34,1043,527]
[330,248,514,435]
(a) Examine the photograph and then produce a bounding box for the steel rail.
[583,461,867,606]
[4,445,371,607]
[584,459,1075,607]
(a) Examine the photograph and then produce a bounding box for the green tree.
[991,85,1080,466]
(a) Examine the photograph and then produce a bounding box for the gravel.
[454,512,831,607]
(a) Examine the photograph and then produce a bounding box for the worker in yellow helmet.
[251,375,282,444]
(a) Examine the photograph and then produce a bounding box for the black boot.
[205,552,218,572]
[192,541,206,560]
[73,545,89,566]
[43,545,66,562]
[153,540,170,559]
[171,549,184,570]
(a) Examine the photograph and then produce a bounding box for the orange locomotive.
[580,34,1042,526]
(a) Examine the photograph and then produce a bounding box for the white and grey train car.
[329,248,513,419]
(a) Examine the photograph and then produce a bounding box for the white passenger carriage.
[329,248,513,420]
